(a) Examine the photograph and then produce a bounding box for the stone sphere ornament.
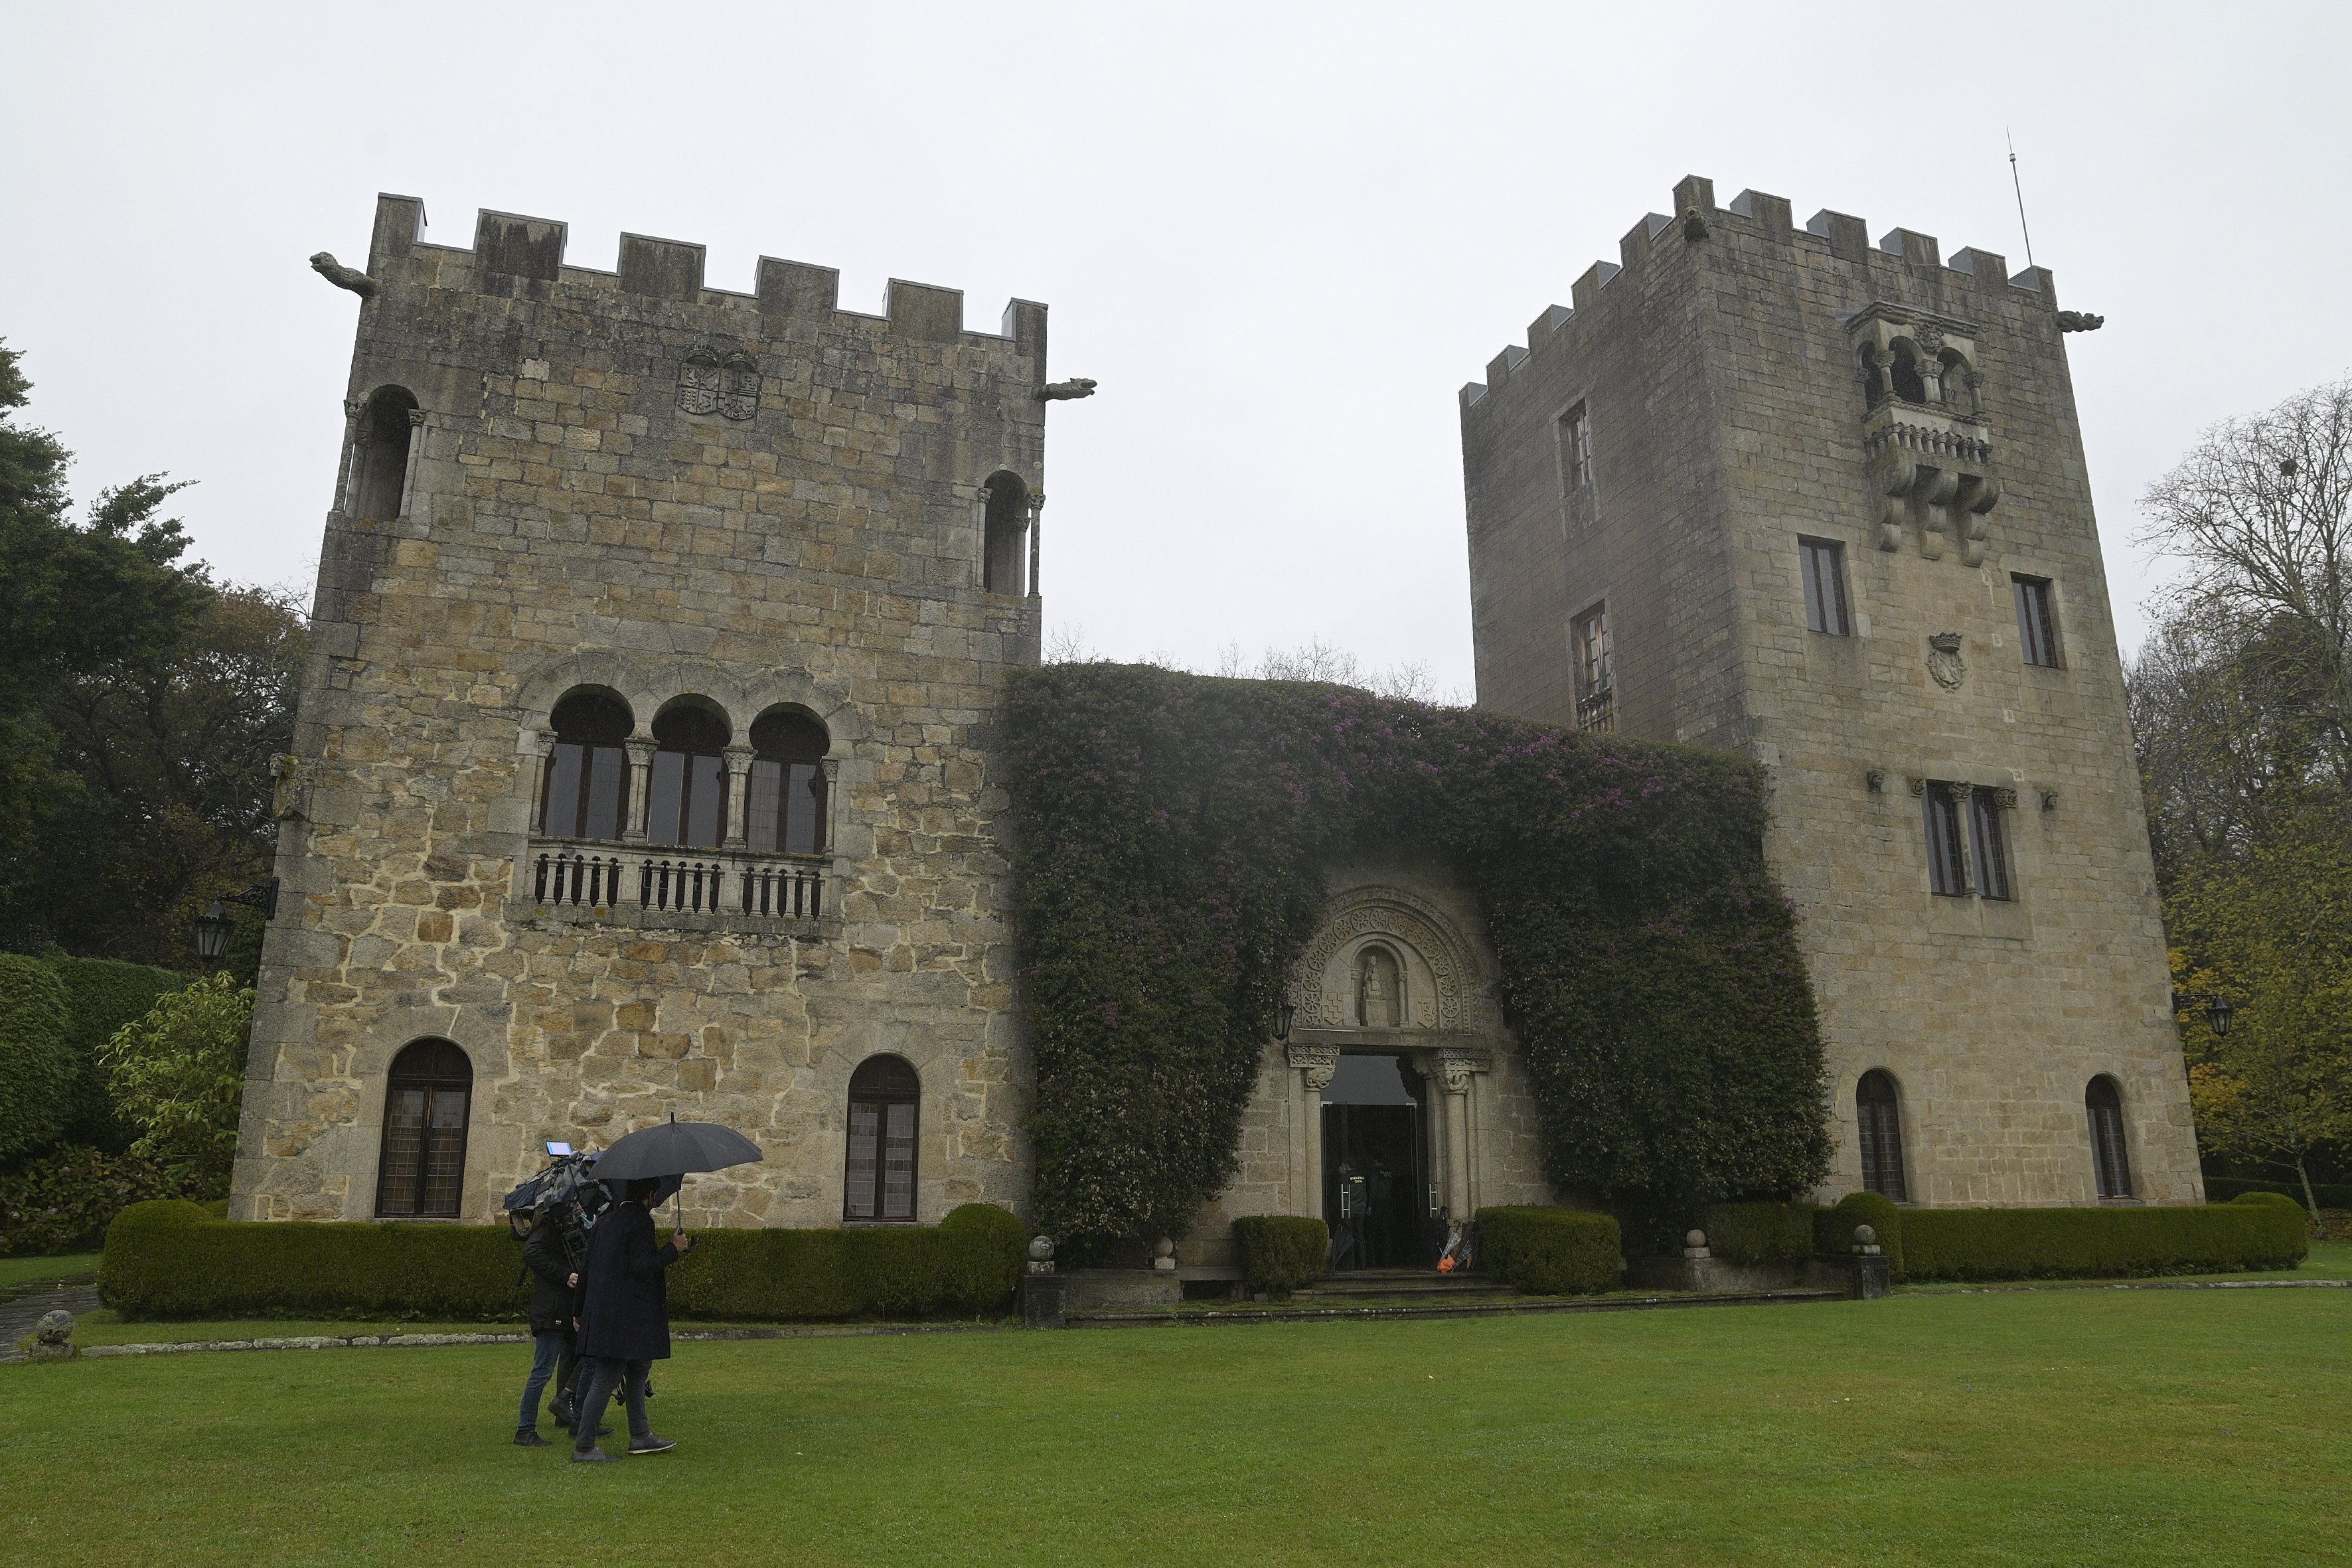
[1685,1230,1707,1249]
[29,1308,75,1360]
[1028,1235,1055,1263]
[1853,1224,1877,1246]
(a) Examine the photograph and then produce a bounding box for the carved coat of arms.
[1928,632,1966,690]
[678,348,761,420]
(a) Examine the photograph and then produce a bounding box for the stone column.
[721,744,754,848]
[819,756,842,856]
[1431,1050,1489,1222]
[1026,491,1044,599]
[334,397,366,515]
[521,729,556,836]
[1287,1042,1336,1219]
[623,736,657,843]
[398,408,427,522]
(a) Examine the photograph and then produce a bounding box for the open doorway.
[1322,1053,1433,1270]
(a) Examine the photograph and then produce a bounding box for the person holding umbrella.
[568,1113,761,1463]
[570,1176,690,1461]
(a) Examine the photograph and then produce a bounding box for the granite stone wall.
[231,196,1050,1225]
[1462,176,2201,1208]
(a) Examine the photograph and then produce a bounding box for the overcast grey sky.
[8,3,2349,696]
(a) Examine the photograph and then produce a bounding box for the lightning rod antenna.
[2007,127,2038,272]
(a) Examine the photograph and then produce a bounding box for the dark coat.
[576,1201,681,1362]
[522,1214,581,1336]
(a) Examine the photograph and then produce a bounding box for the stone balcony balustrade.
[1861,399,1999,565]
[526,837,833,933]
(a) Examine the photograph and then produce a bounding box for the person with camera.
[570,1176,693,1462]
[512,1204,592,1447]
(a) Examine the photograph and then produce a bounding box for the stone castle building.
[1459,175,2199,1207]
[230,179,2198,1244]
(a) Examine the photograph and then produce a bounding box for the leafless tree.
[2139,377,2352,787]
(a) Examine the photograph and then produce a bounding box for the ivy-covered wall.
[1000,664,1832,1255]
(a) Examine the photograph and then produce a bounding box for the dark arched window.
[2087,1076,2134,1199]
[747,710,829,856]
[540,690,633,841]
[1857,1069,1909,1202]
[1889,345,1926,404]
[647,704,730,848]
[376,1039,472,1217]
[982,472,1028,594]
[844,1054,919,1222]
[350,386,420,520]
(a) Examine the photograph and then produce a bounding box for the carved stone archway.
[1281,888,1502,1225]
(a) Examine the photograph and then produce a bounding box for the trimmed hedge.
[0,953,76,1164]
[102,1200,1026,1322]
[2205,1176,2352,1210]
[1477,1206,1623,1294]
[1814,1190,1906,1280]
[1899,1193,2308,1283]
[48,957,189,1152]
[1232,1215,1328,1297]
[1703,1201,1815,1267]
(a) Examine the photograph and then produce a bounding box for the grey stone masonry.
[232,195,1052,1225]
[1460,175,2201,1208]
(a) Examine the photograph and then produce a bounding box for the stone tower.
[1460,176,2200,1208]
[231,196,1053,1225]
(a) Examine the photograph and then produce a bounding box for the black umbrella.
[591,1113,763,1227]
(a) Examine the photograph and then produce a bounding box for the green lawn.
[0,1253,97,1292]
[5,1285,2349,1567]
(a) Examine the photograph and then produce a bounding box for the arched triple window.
[982,472,1029,595]
[647,704,730,848]
[540,690,633,841]
[376,1039,472,1217]
[2087,1076,2134,1199]
[844,1055,919,1222]
[349,386,420,520]
[1856,1069,1909,1202]
[747,710,829,855]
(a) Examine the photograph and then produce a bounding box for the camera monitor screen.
[545,1140,573,1156]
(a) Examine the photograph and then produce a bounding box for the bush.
[0,1145,189,1255]
[1703,1201,1815,1267]
[47,957,188,1152]
[1814,1190,1906,1280]
[102,1200,1028,1322]
[1899,1194,2308,1283]
[2205,1176,2352,1209]
[1231,1215,1328,1296]
[0,953,75,1164]
[1477,1206,1622,1294]
[100,971,251,1196]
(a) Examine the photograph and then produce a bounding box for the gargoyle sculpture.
[1037,378,1097,402]
[2055,311,2104,333]
[310,252,378,299]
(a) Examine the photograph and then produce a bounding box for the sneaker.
[628,1434,678,1455]
[571,1447,621,1463]
[514,1429,552,1448]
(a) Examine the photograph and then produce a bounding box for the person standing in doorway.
[571,1177,692,1462]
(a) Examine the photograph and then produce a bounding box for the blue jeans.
[573,1356,652,1452]
[518,1330,567,1433]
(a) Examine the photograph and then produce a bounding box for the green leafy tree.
[2169,802,2352,1230]
[100,973,252,1197]
[0,953,75,1163]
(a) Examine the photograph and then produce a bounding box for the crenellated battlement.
[362,193,1047,354]
[1460,175,2055,410]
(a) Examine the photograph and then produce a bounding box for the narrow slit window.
[1571,603,1614,734]
[1856,1069,1908,1203]
[1969,787,2013,901]
[1800,537,1850,635]
[1559,404,1592,491]
[2086,1077,2134,1199]
[2013,575,2059,667]
[1923,783,1969,896]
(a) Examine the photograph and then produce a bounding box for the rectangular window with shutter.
[2013,574,2060,667]
[1799,537,1850,635]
